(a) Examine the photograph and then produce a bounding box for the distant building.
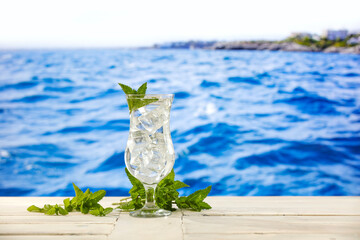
[323,29,348,41]
[312,34,321,41]
[347,36,360,45]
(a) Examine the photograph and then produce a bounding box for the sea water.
[0,49,359,196]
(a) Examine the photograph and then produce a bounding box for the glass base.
[129,207,171,218]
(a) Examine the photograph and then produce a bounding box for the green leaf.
[27,205,43,213]
[125,168,145,198]
[163,169,175,182]
[136,82,147,95]
[72,183,83,197]
[187,186,212,203]
[43,204,53,211]
[58,206,68,215]
[175,196,189,209]
[199,202,212,210]
[116,201,135,211]
[89,205,110,217]
[103,208,113,215]
[63,198,72,212]
[125,168,143,187]
[89,209,100,216]
[118,83,136,94]
[80,203,89,214]
[173,181,189,190]
[92,190,106,203]
[175,186,212,211]
[45,207,56,215]
[130,98,158,113]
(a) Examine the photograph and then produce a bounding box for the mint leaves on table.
[118,82,158,113]
[114,168,212,212]
[27,183,113,217]
[27,204,68,216]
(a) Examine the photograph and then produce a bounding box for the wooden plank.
[2,197,360,216]
[184,233,360,240]
[0,197,119,207]
[184,197,360,216]
[0,215,116,224]
[0,236,107,240]
[0,197,121,216]
[183,216,360,234]
[0,223,114,235]
[108,210,183,240]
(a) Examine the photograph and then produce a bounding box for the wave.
[228,76,261,85]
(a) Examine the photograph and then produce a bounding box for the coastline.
[210,41,360,54]
[153,40,360,55]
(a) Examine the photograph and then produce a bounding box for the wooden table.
[0,197,359,240]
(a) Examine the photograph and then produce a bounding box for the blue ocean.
[0,49,359,196]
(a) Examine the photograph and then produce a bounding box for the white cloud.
[0,0,359,48]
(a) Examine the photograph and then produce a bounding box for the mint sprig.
[27,204,68,216]
[118,82,158,113]
[114,168,212,212]
[27,183,113,217]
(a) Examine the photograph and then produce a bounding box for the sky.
[0,0,359,48]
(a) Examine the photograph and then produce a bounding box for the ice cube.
[138,105,167,134]
[130,115,147,131]
[129,155,142,169]
[149,132,166,145]
[130,130,151,145]
[138,106,147,115]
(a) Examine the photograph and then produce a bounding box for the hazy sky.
[0,0,359,48]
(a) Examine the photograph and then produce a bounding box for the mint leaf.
[103,207,113,215]
[27,205,44,213]
[63,198,72,212]
[45,207,56,215]
[131,98,158,113]
[118,82,159,113]
[72,182,83,197]
[92,190,106,203]
[187,186,212,203]
[58,206,68,215]
[90,206,113,217]
[118,83,136,94]
[89,208,100,216]
[125,168,143,187]
[125,168,145,210]
[136,82,147,95]
[80,203,89,214]
[175,196,189,209]
[155,169,189,211]
[175,186,212,211]
[162,169,175,181]
[116,200,135,211]
[173,181,189,190]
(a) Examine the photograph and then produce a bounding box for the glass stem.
[143,183,158,209]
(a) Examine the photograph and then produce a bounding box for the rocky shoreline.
[154,41,360,54]
[210,41,360,54]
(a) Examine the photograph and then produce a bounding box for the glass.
[124,94,175,217]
